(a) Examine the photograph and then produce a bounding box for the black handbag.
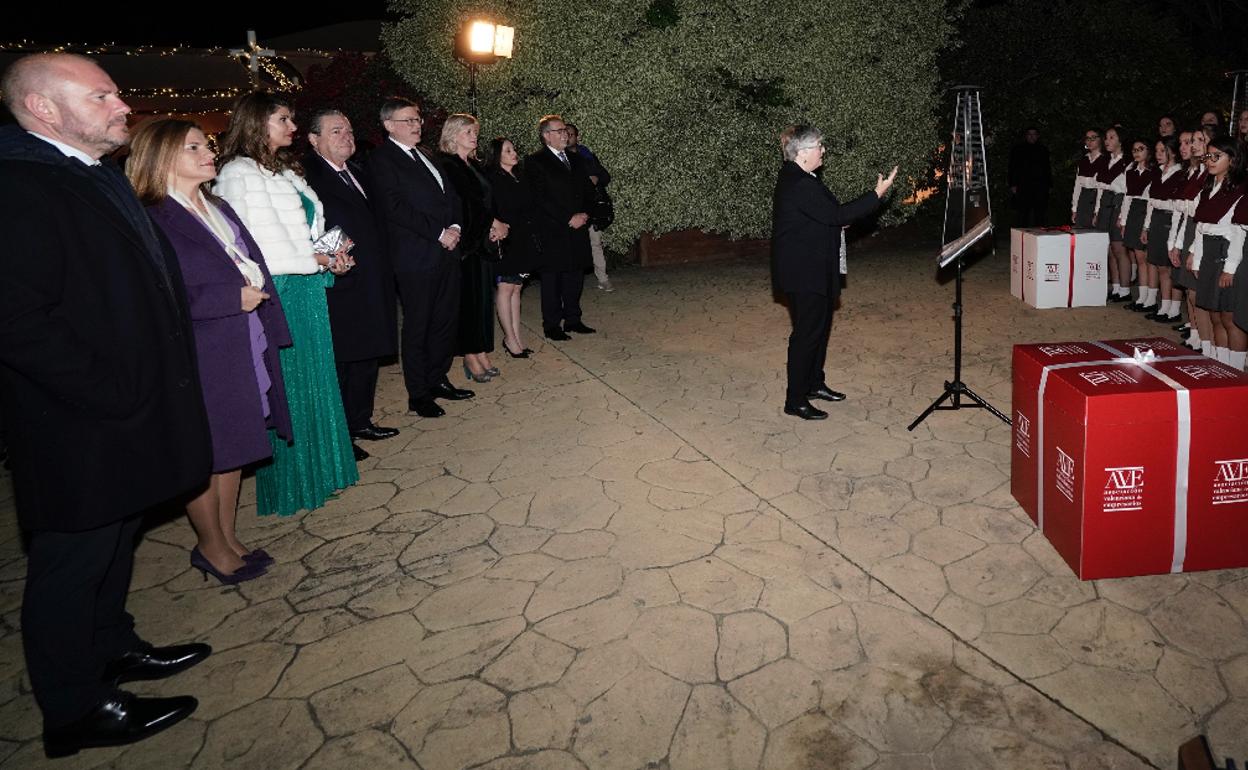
[591,185,615,231]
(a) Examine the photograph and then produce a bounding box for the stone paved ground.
[0,234,1244,769]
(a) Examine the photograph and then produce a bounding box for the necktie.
[410,147,444,191]
[336,168,364,197]
[558,151,570,169]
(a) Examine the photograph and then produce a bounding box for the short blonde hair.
[126,118,201,204]
[439,113,479,156]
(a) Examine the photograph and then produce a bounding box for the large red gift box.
[1011,338,1248,579]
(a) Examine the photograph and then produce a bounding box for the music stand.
[908,87,1010,432]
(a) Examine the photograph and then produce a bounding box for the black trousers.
[336,358,380,432]
[540,269,584,331]
[395,256,460,401]
[1013,189,1048,228]
[785,287,837,407]
[23,515,145,728]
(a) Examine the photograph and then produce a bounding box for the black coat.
[437,152,493,259]
[525,147,596,272]
[303,152,397,362]
[367,139,463,273]
[0,126,211,531]
[771,161,880,299]
[488,166,536,276]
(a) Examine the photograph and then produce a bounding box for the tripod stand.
[908,86,1009,432]
[907,248,1010,430]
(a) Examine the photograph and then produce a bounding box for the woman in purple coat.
[127,118,292,584]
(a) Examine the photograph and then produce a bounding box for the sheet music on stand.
[938,218,992,268]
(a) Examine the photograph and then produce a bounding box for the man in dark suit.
[0,53,213,756]
[367,96,473,418]
[304,109,400,457]
[1008,127,1051,227]
[772,125,896,420]
[526,114,599,340]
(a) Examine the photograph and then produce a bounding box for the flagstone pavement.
[0,235,1245,770]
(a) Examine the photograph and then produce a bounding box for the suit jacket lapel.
[149,198,242,272]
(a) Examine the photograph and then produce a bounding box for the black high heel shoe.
[504,343,530,359]
[190,548,266,585]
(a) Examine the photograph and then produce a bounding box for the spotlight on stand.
[454,19,514,116]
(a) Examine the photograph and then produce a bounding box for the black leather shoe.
[1107,293,1131,303]
[350,425,400,441]
[544,328,571,341]
[1132,303,1156,314]
[431,381,475,401]
[1153,313,1181,324]
[352,443,370,462]
[807,385,847,402]
[103,643,211,685]
[1122,301,1143,311]
[409,398,446,418]
[564,322,597,334]
[784,402,828,420]
[43,691,197,758]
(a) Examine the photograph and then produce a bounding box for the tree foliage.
[945,0,1224,212]
[383,0,956,248]
[298,52,434,150]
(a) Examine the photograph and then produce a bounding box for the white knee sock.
[1188,329,1201,349]
[1216,346,1231,364]
[1148,287,1161,306]
[1202,340,1214,357]
[1230,350,1247,371]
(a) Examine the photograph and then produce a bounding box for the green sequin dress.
[255,192,359,515]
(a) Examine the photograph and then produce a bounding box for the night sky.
[8,3,393,47]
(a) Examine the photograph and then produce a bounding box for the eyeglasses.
[1202,152,1225,162]
[544,127,568,134]
[388,117,423,126]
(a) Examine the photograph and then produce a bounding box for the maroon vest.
[1177,166,1207,202]
[1095,154,1128,184]
[1076,153,1108,179]
[1124,165,1152,196]
[1195,182,1246,223]
[1149,166,1185,201]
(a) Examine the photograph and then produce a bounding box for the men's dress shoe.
[350,425,400,441]
[103,643,211,685]
[784,402,828,421]
[431,381,475,401]
[352,443,370,462]
[807,385,847,402]
[409,398,446,418]
[564,322,597,334]
[43,691,197,758]
[544,328,571,341]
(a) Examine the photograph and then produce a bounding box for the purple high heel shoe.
[190,548,267,585]
[242,549,275,568]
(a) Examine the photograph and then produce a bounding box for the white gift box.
[1009,228,1108,309]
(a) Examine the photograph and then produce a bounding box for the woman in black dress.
[438,114,505,382]
[486,137,536,358]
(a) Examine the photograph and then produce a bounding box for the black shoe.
[1108,293,1132,303]
[504,344,531,359]
[1172,322,1190,332]
[1153,313,1181,324]
[784,402,828,420]
[352,443,370,462]
[807,385,847,402]
[1132,303,1156,314]
[1122,301,1143,311]
[409,398,446,418]
[43,691,197,758]
[544,328,571,341]
[350,425,400,441]
[564,322,597,334]
[103,643,211,685]
[431,381,475,401]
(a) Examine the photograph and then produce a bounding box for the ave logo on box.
[1084,261,1102,279]
[1212,458,1248,506]
[1079,369,1138,387]
[1038,344,1090,357]
[1043,263,1061,282]
[1014,413,1032,458]
[1103,466,1145,512]
[1177,364,1238,381]
[1055,447,1076,503]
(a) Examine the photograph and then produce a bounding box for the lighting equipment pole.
[455,20,515,117]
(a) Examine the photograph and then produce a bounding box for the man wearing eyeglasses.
[527,114,599,340]
[368,96,474,418]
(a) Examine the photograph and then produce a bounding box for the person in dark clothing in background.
[1008,126,1052,227]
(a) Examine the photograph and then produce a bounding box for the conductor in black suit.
[772,125,897,420]
[367,97,474,418]
[304,109,400,457]
[526,114,599,340]
[0,53,212,755]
